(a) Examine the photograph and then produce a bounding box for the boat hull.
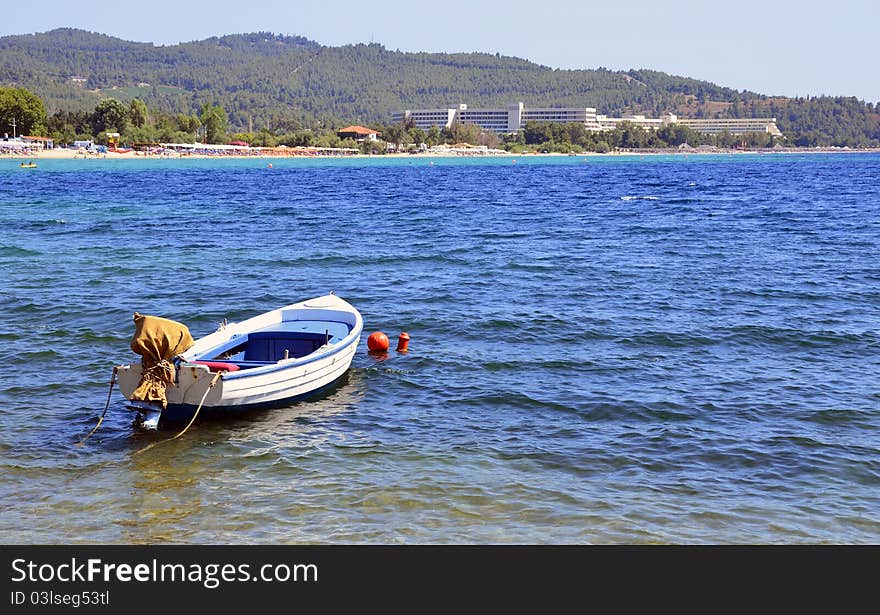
[125,374,348,425]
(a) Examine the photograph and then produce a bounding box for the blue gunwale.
[251,319,351,338]
[188,325,361,379]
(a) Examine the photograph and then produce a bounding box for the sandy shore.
[12,148,435,160]
[6,146,879,161]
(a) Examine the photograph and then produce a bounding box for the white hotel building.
[393,103,603,133]
[393,103,781,136]
[674,117,782,136]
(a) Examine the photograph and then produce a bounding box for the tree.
[359,139,386,155]
[250,130,278,147]
[50,123,77,145]
[657,123,702,146]
[566,123,590,146]
[199,103,228,143]
[446,121,485,145]
[91,98,129,134]
[523,121,552,144]
[383,122,412,147]
[129,98,149,128]
[279,130,315,147]
[407,126,425,146]
[123,125,155,145]
[0,87,47,136]
[314,133,342,148]
[716,130,737,148]
[425,125,442,146]
[47,109,92,142]
[175,114,201,135]
[611,122,648,148]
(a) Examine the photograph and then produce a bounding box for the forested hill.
[2,28,878,145]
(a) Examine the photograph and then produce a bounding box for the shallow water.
[1,153,878,543]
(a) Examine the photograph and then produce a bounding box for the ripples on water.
[0,154,878,543]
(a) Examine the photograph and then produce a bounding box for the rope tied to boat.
[132,358,176,404]
[141,359,175,379]
[129,312,194,409]
[132,370,223,457]
[76,366,119,447]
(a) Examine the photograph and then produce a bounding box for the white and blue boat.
[117,294,363,428]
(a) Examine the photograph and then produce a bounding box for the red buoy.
[367,331,389,353]
[396,332,410,352]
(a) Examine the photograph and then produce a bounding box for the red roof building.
[336,126,381,141]
[21,135,55,149]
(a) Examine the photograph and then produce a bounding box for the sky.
[3,0,878,103]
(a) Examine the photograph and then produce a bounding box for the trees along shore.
[2,86,876,154]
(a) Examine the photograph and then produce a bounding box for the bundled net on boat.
[129,313,194,408]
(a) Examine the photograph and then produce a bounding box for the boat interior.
[193,320,352,371]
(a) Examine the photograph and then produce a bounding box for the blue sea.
[1,153,878,544]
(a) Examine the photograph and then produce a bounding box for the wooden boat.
[117,294,363,428]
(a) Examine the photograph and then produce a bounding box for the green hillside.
[1,28,878,145]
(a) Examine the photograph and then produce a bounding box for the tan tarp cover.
[129,312,194,408]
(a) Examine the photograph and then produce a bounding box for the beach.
[7,145,880,161]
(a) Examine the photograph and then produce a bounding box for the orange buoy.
[367,331,389,353]
[396,332,410,352]
[268,163,273,168]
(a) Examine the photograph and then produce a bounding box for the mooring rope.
[132,370,223,457]
[76,366,119,447]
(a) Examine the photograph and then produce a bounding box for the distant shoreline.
[5,146,880,161]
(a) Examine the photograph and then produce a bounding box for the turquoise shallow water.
[1,153,878,543]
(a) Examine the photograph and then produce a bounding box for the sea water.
[1,153,878,543]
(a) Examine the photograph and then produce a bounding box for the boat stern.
[117,361,224,428]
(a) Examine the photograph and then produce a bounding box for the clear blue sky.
[3,0,878,103]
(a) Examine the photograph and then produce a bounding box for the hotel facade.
[393,103,782,137]
[393,103,602,133]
